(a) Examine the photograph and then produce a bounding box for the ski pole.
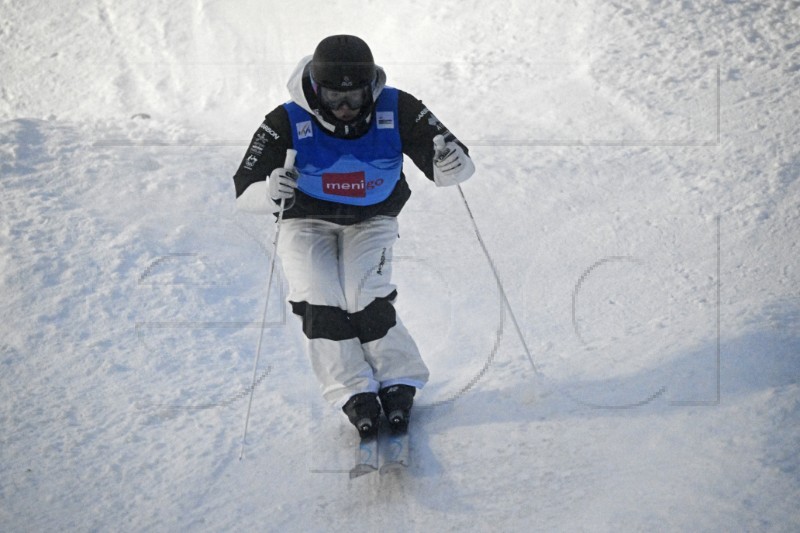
[239,148,297,460]
[434,135,537,372]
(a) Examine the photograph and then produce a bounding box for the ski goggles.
[315,85,369,110]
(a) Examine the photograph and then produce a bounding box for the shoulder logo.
[377,111,395,129]
[296,121,313,139]
[259,122,280,140]
[415,107,430,123]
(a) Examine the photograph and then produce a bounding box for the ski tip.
[379,461,408,475]
[349,464,378,479]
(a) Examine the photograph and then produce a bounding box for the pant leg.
[278,218,379,405]
[340,217,430,389]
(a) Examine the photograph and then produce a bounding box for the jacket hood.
[286,55,387,133]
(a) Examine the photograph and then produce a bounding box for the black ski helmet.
[311,35,376,90]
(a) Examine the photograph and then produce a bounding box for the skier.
[233,35,474,439]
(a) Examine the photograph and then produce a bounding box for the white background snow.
[1,0,799,531]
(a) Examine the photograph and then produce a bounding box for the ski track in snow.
[1,1,799,531]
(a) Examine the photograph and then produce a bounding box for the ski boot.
[379,385,416,434]
[342,392,381,439]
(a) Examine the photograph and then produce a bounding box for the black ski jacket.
[233,59,470,225]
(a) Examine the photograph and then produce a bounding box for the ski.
[379,429,410,474]
[349,426,410,478]
[349,435,378,479]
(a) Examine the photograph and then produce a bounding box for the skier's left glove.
[433,140,475,187]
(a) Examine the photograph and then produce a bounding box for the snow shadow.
[0,119,48,176]
[411,296,800,430]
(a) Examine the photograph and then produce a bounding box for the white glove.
[268,166,298,201]
[433,138,475,187]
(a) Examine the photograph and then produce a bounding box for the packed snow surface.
[1,1,798,531]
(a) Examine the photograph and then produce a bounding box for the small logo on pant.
[377,248,387,275]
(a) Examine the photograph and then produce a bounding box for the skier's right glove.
[268,166,298,202]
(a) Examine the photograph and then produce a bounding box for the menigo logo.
[322,172,385,198]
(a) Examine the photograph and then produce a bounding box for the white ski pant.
[277,216,429,407]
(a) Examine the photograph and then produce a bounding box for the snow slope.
[1,1,799,531]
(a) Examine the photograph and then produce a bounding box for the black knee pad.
[290,301,357,341]
[349,291,398,343]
